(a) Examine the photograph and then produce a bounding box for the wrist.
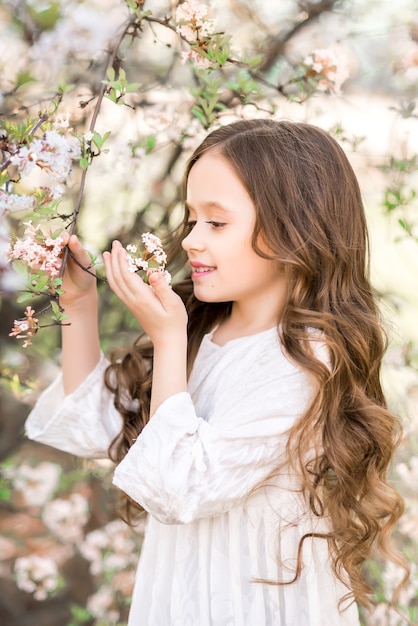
[59,289,98,312]
[152,330,187,352]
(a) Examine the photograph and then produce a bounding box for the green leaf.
[191,107,206,124]
[16,71,34,89]
[17,292,35,303]
[57,82,76,95]
[146,135,156,152]
[50,300,61,317]
[106,90,118,103]
[126,82,141,92]
[32,274,49,291]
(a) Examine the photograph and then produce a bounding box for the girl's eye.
[185,220,196,230]
[206,221,226,229]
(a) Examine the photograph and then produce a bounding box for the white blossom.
[80,519,138,577]
[0,191,36,217]
[87,585,119,623]
[14,555,60,601]
[3,461,60,507]
[42,493,89,543]
[30,4,117,81]
[125,232,171,283]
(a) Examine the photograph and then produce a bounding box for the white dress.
[25,327,360,626]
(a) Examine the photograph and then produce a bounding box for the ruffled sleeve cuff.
[25,353,122,458]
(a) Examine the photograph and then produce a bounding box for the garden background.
[0,0,417,624]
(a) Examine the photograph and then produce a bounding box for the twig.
[60,14,138,276]
[66,247,108,283]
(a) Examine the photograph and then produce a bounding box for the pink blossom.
[303,48,349,94]
[9,306,39,348]
[8,221,64,278]
[181,49,212,69]
[175,1,211,27]
[175,0,217,57]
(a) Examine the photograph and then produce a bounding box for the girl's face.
[182,150,287,320]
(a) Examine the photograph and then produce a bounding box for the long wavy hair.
[106,119,408,608]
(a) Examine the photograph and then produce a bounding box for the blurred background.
[0,1,417,624]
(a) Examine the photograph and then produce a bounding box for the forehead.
[186,151,255,215]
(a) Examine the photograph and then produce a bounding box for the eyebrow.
[184,201,232,213]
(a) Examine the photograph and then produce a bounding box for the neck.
[212,296,285,346]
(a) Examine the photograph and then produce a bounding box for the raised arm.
[103,240,188,416]
[59,234,101,394]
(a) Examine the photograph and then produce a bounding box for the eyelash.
[186,220,226,230]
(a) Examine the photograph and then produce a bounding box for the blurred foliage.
[0,0,418,624]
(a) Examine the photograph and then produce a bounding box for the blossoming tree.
[1,0,417,624]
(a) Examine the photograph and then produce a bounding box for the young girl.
[25,119,406,626]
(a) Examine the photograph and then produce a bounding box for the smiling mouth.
[193,266,214,273]
[191,265,215,278]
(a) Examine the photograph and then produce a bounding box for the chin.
[193,291,228,304]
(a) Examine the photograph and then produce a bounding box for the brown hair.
[106,119,408,608]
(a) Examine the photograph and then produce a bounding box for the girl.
[26,119,406,625]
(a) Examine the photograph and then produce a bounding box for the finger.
[68,234,90,261]
[65,235,95,277]
[59,230,70,246]
[104,244,136,300]
[111,241,147,295]
[148,272,176,311]
[103,250,118,291]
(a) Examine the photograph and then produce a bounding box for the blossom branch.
[61,14,138,278]
[65,247,108,283]
[0,113,49,175]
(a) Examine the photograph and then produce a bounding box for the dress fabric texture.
[25,327,360,626]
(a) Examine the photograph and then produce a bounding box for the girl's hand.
[59,233,97,307]
[103,240,188,346]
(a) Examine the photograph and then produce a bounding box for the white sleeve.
[25,353,123,458]
[112,364,314,524]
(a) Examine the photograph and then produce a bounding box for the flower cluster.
[9,130,81,182]
[8,221,64,277]
[180,48,211,69]
[1,112,80,220]
[9,306,39,348]
[30,2,116,82]
[79,518,142,623]
[14,554,60,601]
[0,192,36,217]
[175,0,217,69]
[79,519,139,577]
[42,493,90,544]
[126,232,171,284]
[2,460,61,507]
[87,586,121,624]
[302,49,349,94]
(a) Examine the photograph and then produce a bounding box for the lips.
[193,266,213,273]
[190,261,215,277]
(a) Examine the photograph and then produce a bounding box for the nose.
[181,223,205,252]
